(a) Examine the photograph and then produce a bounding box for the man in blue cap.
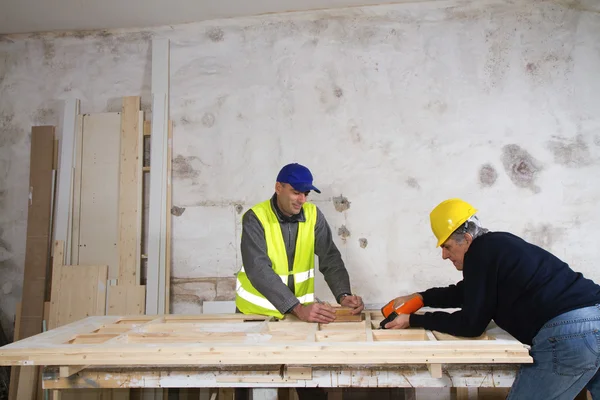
[235,162,364,323]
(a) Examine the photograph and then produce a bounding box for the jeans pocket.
[550,330,599,376]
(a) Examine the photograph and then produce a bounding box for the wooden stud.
[425,330,443,378]
[286,366,312,380]
[59,365,88,378]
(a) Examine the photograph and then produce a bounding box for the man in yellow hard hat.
[385,198,600,399]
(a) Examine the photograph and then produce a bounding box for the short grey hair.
[449,215,489,243]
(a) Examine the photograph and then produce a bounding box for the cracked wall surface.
[1,0,599,339]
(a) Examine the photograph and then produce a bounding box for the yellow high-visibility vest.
[235,200,316,318]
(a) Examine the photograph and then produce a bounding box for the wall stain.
[444,4,487,20]
[406,177,420,189]
[171,206,186,217]
[526,62,537,74]
[207,27,225,42]
[424,100,448,114]
[308,19,330,35]
[594,135,600,147]
[547,135,591,168]
[42,40,55,64]
[556,0,600,13]
[180,116,191,126]
[0,113,24,147]
[501,144,542,193]
[479,164,498,187]
[349,125,361,144]
[93,31,153,56]
[316,83,342,113]
[202,113,216,128]
[33,108,55,124]
[338,225,351,241]
[483,26,515,90]
[333,86,343,98]
[333,195,351,212]
[359,238,368,249]
[523,223,564,249]
[172,155,201,179]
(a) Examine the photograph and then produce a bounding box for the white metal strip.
[54,98,79,264]
[147,37,170,315]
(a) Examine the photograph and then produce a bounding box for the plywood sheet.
[77,113,121,280]
[0,312,532,368]
[48,264,108,330]
[107,286,146,316]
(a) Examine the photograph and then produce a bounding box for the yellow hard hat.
[430,198,478,247]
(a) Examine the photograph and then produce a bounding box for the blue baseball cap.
[276,163,321,193]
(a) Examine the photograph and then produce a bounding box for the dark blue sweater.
[409,232,600,345]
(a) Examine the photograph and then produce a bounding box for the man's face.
[275,182,309,216]
[440,234,472,271]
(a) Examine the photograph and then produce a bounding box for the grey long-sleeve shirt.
[240,194,352,314]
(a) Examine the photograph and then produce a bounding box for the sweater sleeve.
[314,207,352,301]
[240,210,300,314]
[419,281,465,308]
[410,254,496,337]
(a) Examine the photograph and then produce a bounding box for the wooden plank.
[48,241,65,331]
[54,99,80,265]
[59,365,87,378]
[70,115,84,265]
[77,113,121,279]
[118,98,143,286]
[16,126,55,400]
[19,126,55,340]
[146,38,170,316]
[107,286,146,315]
[165,120,172,313]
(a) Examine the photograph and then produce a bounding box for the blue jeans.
[508,305,600,399]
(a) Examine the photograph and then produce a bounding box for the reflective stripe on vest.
[238,266,314,285]
[235,200,317,318]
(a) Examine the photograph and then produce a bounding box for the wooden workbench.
[0,311,531,395]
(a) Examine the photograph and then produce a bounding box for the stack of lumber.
[9,96,172,400]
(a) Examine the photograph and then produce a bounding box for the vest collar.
[271,194,306,223]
